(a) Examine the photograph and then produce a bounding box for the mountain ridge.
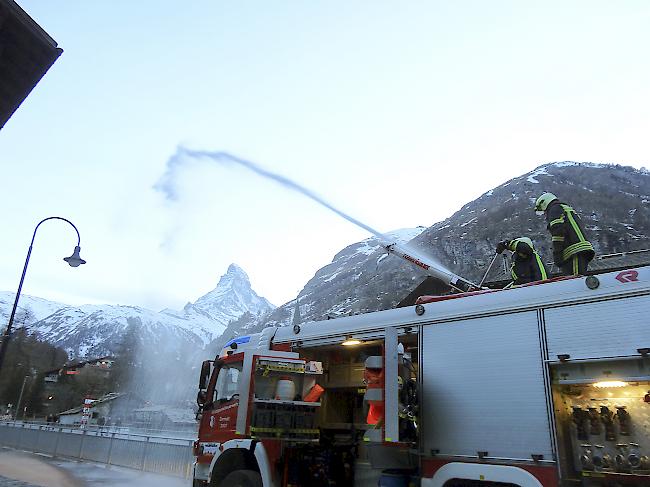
[0,263,275,360]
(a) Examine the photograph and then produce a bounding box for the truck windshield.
[214,363,242,402]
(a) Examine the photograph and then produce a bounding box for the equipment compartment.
[552,358,650,486]
[249,356,322,442]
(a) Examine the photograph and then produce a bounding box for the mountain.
[412,161,650,283]
[0,292,67,327]
[216,161,650,344]
[1,263,274,360]
[176,263,274,324]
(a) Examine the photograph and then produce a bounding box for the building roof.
[58,392,124,416]
[398,249,650,307]
[0,0,62,130]
[44,356,114,376]
[133,405,196,424]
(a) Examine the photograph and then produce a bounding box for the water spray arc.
[158,147,479,292]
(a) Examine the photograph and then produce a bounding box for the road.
[0,449,187,487]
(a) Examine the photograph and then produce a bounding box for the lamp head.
[64,246,86,267]
[342,336,361,346]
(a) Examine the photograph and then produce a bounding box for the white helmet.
[534,192,557,215]
[516,236,534,248]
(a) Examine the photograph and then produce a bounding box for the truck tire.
[220,469,262,487]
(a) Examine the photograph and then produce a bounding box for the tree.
[24,373,45,416]
[0,328,67,415]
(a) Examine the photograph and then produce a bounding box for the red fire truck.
[193,264,650,487]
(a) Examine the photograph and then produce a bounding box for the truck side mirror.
[197,390,208,408]
[199,360,213,391]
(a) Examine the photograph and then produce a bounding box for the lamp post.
[0,217,86,375]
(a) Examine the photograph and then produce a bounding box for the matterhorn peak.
[223,263,249,281]
[213,263,251,292]
[190,264,275,324]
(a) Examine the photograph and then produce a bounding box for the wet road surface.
[0,449,186,487]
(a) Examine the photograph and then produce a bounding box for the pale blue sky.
[1,1,648,310]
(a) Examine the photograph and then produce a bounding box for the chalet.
[44,357,114,384]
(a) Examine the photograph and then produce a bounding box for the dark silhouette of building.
[0,0,62,129]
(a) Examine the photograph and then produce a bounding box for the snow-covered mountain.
[215,161,650,346]
[0,292,68,325]
[169,263,274,325]
[0,264,275,359]
[412,161,650,283]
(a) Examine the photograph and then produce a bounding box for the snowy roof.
[58,392,125,416]
[133,406,196,424]
[44,356,114,376]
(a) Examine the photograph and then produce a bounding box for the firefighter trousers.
[560,253,590,276]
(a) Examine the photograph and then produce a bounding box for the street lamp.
[0,217,86,375]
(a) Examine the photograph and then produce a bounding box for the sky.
[1,1,649,311]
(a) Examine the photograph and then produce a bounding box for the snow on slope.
[0,291,67,325]
[1,263,274,359]
[32,303,226,358]
[191,263,274,323]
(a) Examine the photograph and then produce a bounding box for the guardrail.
[0,421,194,478]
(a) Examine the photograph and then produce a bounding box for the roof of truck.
[486,248,650,286]
[397,249,650,307]
[274,265,650,345]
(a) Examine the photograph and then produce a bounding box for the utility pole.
[14,375,30,421]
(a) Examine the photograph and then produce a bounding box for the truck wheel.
[220,469,262,487]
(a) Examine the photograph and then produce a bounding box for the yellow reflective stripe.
[549,217,564,226]
[511,265,518,281]
[564,208,587,242]
[562,241,594,260]
[507,240,518,251]
[564,241,593,254]
[572,256,579,275]
[535,252,548,280]
[552,236,565,242]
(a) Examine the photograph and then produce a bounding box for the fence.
[0,421,194,478]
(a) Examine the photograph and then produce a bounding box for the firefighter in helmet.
[535,192,595,275]
[496,237,548,286]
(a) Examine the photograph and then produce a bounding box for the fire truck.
[192,246,650,486]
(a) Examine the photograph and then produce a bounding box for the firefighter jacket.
[507,238,548,285]
[545,201,595,266]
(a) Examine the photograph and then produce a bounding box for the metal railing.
[0,421,194,478]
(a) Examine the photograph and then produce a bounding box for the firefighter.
[496,237,548,286]
[534,192,595,275]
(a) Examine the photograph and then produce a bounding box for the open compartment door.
[365,327,419,470]
[384,326,399,443]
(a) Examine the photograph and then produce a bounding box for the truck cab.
[193,326,419,487]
